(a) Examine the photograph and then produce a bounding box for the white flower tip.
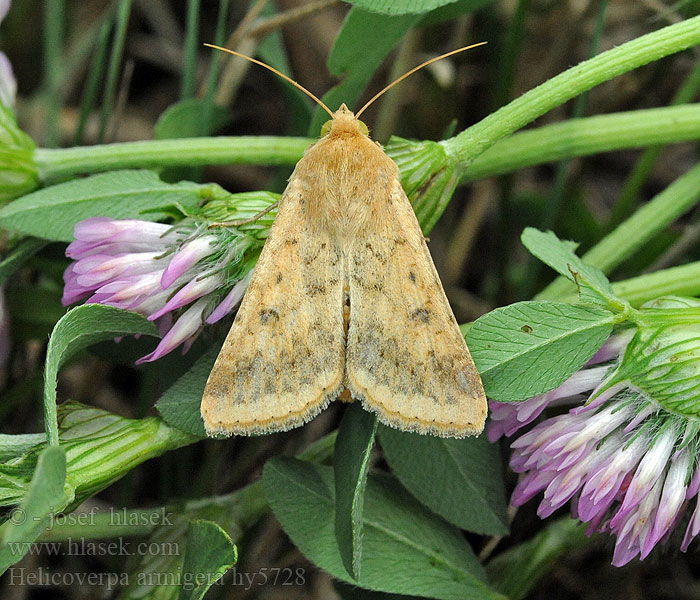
[0,52,17,108]
[0,0,10,22]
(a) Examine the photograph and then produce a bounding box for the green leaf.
[116,514,188,600]
[264,458,503,600]
[521,228,618,307]
[419,0,497,25]
[344,0,462,15]
[0,434,45,462]
[116,481,271,599]
[178,520,238,600]
[335,581,411,600]
[155,98,231,139]
[0,170,221,242]
[156,346,220,438]
[44,305,158,445]
[308,9,420,136]
[0,446,72,574]
[334,403,378,579]
[0,238,48,285]
[465,301,615,402]
[377,426,507,535]
[485,518,589,600]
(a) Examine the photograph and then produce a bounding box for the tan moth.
[201,43,487,438]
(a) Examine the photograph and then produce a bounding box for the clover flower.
[62,216,257,363]
[0,0,16,109]
[490,297,700,566]
[0,0,18,368]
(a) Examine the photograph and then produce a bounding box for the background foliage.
[1,0,700,598]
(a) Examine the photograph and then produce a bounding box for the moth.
[201,44,487,438]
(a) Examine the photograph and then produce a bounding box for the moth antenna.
[204,43,334,118]
[355,42,487,119]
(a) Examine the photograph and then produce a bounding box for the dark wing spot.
[260,308,280,324]
[276,272,283,284]
[306,281,327,296]
[408,271,416,282]
[520,324,533,333]
[410,308,431,323]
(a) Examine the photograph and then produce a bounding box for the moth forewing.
[201,105,487,437]
[345,177,487,438]
[201,173,346,436]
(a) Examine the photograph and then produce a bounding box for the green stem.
[609,261,700,307]
[42,0,64,148]
[462,104,700,181]
[632,307,700,328]
[537,161,700,300]
[181,0,200,100]
[39,482,269,542]
[74,20,112,146]
[38,509,164,541]
[443,15,700,167]
[200,0,230,135]
[492,0,530,110]
[554,261,700,307]
[98,0,132,143]
[35,104,700,183]
[35,137,312,183]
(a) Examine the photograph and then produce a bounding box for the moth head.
[321,104,370,138]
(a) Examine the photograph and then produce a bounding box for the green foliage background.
[1,0,700,598]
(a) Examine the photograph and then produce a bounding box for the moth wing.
[345,180,487,437]
[202,178,346,436]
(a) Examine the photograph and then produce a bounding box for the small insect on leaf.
[201,44,487,438]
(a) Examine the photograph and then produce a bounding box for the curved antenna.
[203,43,334,118]
[355,42,487,119]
